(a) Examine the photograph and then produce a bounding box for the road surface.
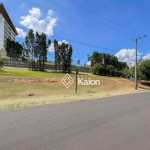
[0,92,150,150]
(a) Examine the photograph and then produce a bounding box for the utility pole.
[132,35,146,89]
[75,60,80,93]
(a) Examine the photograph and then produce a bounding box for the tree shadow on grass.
[138,86,150,91]
[140,81,150,87]
[138,81,150,90]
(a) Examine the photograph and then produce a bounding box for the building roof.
[0,3,18,35]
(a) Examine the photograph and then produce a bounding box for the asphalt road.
[0,92,150,150]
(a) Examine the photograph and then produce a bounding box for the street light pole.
[132,35,146,89]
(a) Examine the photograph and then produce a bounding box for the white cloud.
[29,7,41,19]
[58,40,68,45]
[16,27,27,38]
[47,10,53,21]
[48,43,55,52]
[115,49,141,66]
[48,40,69,52]
[19,7,57,36]
[86,61,91,66]
[143,53,150,60]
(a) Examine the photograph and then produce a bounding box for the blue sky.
[1,0,150,65]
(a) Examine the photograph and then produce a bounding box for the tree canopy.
[91,51,128,76]
[24,29,51,71]
[54,39,73,73]
[5,38,23,60]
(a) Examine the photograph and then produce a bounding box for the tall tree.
[25,30,51,71]
[36,32,51,71]
[54,39,60,71]
[53,39,73,73]
[60,43,73,73]
[22,43,30,61]
[25,29,35,70]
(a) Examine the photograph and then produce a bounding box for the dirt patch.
[0,76,61,84]
[0,76,149,111]
[13,78,60,84]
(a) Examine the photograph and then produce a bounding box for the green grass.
[0,67,109,79]
[0,67,71,77]
[0,67,149,111]
[1,67,140,111]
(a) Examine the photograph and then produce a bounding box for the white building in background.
[0,3,18,58]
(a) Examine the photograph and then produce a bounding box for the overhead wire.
[25,0,133,39]
[0,17,139,56]
[66,0,145,35]
[0,24,142,63]
[1,1,150,63]
[0,21,122,52]
[45,0,138,37]
[142,40,150,50]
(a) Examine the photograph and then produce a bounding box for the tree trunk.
[42,58,44,71]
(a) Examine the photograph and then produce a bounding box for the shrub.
[0,58,4,70]
[92,63,103,75]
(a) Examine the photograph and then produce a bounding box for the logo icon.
[61,73,74,89]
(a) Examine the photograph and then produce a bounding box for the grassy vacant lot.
[0,67,149,111]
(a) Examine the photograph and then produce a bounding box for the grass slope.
[0,67,67,77]
[0,67,149,110]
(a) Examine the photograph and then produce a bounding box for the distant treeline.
[91,51,128,77]
[4,29,73,72]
